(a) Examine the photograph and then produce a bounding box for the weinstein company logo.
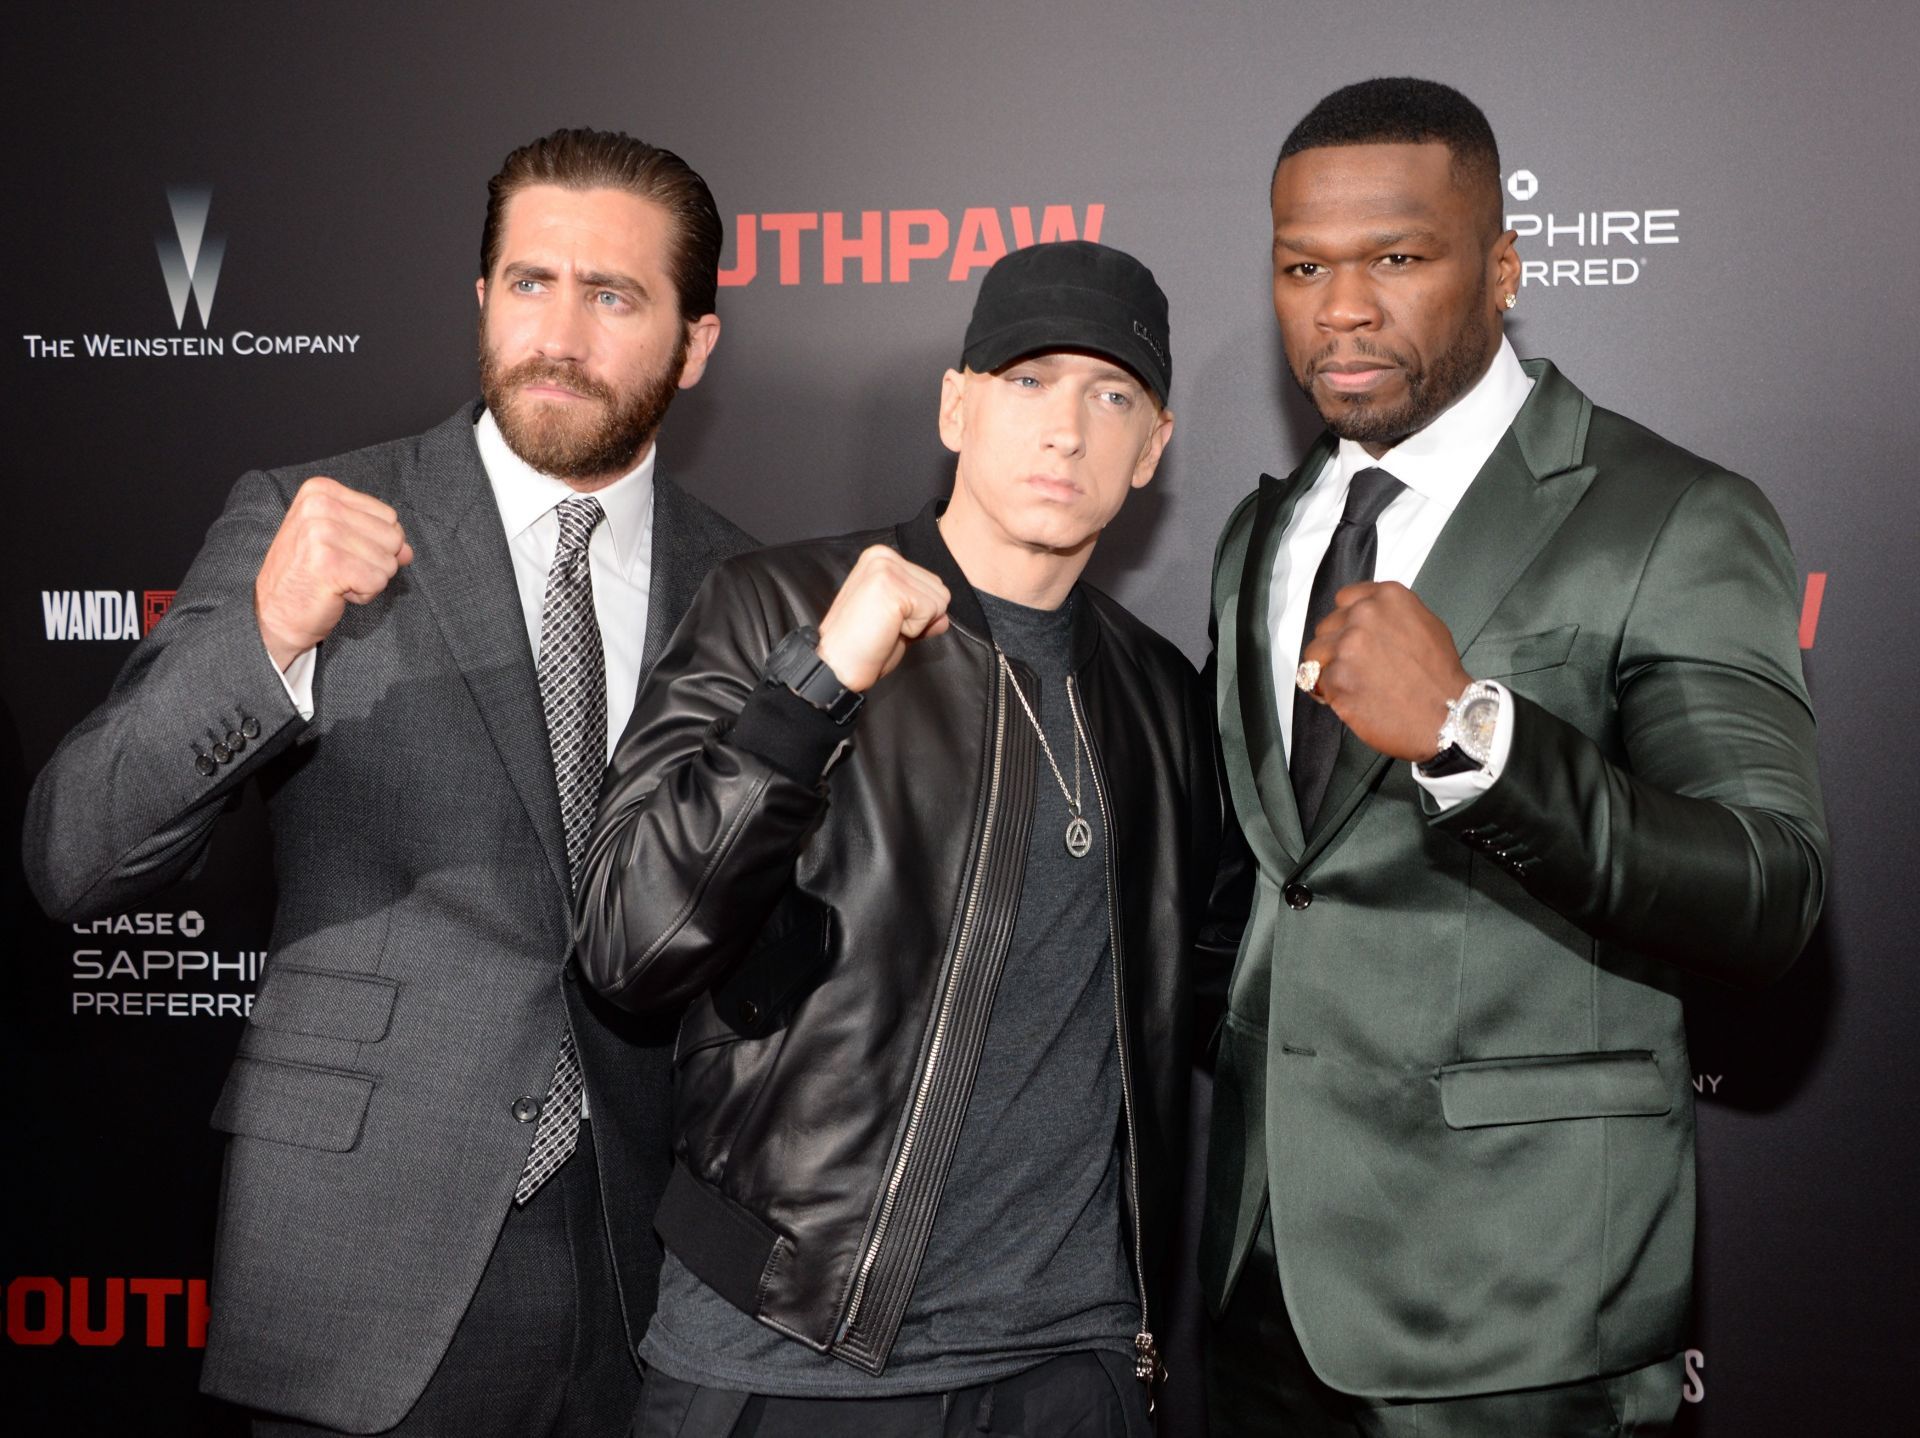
[157,185,225,328]
[19,185,361,361]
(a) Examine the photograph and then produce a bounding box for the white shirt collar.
[474,408,655,569]
[1333,336,1532,504]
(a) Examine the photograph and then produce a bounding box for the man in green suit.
[1201,78,1828,1436]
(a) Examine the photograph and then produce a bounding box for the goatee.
[479,329,688,482]
[1294,288,1493,451]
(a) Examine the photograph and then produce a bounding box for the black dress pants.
[254,1122,638,1438]
[632,1351,1152,1438]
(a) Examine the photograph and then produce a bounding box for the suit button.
[1283,882,1312,910]
[226,730,247,754]
[212,742,232,764]
[739,1000,761,1026]
[240,716,261,739]
[194,753,217,777]
[512,1095,542,1123]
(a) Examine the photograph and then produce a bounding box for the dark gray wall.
[6,2,1914,1431]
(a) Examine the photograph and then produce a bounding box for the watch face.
[1459,695,1501,756]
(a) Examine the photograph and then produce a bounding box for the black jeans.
[632,1351,1152,1438]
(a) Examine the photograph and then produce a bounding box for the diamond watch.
[762,625,863,724]
[1417,680,1501,778]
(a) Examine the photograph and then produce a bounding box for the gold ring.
[1294,659,1321,694]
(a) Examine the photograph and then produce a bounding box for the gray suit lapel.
[398,408,570,903]
[1299,360,1597,862]
[642,474,723,675]
[1234,438,1334,864]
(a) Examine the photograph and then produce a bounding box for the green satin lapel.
[1231,440,1334,863]
[1413,367,1595,662]
[1300,361,1597,860]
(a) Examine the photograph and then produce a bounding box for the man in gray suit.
[22,128,754,1437]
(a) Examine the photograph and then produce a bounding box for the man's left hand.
[1299,581,1471,762]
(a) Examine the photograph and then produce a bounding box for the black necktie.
[1290,466,1406,833]
[515,495,605,1205]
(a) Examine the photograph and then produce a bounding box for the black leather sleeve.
[573,558,837,1014]
[1190,642,1248,1067]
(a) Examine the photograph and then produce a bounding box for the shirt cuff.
[1410,680,1513,809]
[274,642,317,721]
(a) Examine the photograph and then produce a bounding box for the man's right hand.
[255,476,414,670]
[813,546,951,692]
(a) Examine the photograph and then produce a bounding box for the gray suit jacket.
[21,404,755,1432]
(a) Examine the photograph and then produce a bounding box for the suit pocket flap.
[249,965,398,1042]
[1464,624,1580,678]
[1439,1050,1670,1129]
[210,1056,374,1152]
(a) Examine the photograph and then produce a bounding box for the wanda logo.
[143,589,177,635]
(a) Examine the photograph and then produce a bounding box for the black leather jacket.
[575,502,1219,1381]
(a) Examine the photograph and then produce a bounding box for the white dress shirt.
[473,409,655,761]
[1267,338,1534,806]
[274,411,656,766]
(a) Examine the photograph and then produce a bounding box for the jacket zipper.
[839,658,1007,1342]
[1068,675,1161,1406]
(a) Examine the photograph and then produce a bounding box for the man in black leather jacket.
[575,240,1220,1437]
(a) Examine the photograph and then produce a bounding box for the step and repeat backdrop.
[5,2,1915,1433]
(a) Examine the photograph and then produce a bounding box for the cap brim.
[963,315,1167,404]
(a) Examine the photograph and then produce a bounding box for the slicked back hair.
[481,128,724,321]
[1275,78,1504,235]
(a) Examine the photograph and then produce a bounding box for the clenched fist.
[1299,580,1472,762]
[813,546,952,692]
[255,476,414,670]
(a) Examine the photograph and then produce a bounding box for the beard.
[1292,287,1494,451]
[479,326,689,482]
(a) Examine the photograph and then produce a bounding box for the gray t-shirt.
[640,588,1136,1396]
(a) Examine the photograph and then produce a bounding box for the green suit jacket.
[1200,359,1829,1400]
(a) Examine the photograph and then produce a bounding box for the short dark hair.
[1275,78,1502,230]
[481,128,724,320]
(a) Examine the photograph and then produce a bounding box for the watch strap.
[763,626,862,724]
[1417,679,1501,778]
[1417,742,1482,778]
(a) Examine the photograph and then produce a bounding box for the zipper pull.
[1135,1328,1166,1407]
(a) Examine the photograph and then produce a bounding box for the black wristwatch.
[762,626,863,724]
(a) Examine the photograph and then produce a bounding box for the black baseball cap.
[960,240,1171,405]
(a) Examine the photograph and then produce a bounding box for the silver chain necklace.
[996,649,1094,858]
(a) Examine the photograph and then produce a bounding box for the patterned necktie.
[515,494,606,1205]
[1290,466,1406,834]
